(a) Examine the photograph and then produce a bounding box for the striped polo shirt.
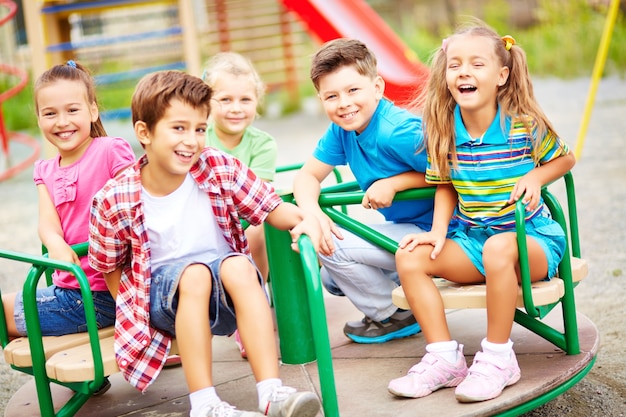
[426,105,569,229]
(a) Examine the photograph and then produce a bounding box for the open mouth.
[458,84,477,93]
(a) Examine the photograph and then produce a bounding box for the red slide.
[281,0,429,106]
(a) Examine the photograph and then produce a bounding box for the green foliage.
[402,0,626,78]
[0,75,37,134]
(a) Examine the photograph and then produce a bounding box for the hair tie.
[502,35,516,51]
[66,60,77,68]
[441,38,448,53]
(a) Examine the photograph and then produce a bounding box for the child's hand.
[290,213,325,255]
[362,179,395,209]
[311,211,342,256]
[47,243,80,266]
[398,231,446,259]
[509,173,542,212]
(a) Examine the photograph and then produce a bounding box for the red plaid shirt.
[88,149,282,391]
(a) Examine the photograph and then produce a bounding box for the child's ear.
[498,66,510,87]
[374,75,385,99]
[89,102,99,123]
[134,121,151,146]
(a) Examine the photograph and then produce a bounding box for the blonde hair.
[414,20,558,179]
[201,52,265,104]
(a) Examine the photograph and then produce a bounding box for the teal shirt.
[206,125,278,181]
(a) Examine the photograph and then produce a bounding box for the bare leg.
[220,255,278,381]
[396,240,483,343]
[175,264,214,392]
[2,292,19,338]
[246,225,269,283]
[483,233,549,343]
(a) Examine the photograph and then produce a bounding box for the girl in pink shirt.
[1,61,134,344]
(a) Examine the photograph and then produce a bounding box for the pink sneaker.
[388,344,468,398]
[233,329,247,359]
[455,350,521,402]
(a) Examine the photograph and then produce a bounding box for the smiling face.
[317,65,384,134]
[36,79,99,165]
[209,72,258,146]
[445,34,509,116]
[136,99,208,196]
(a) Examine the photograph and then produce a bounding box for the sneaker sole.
[279,395,321,417]
[345,323,421,344]
[455,373,521,403]
[388,375,466,398]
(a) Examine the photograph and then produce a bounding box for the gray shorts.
[149,252,263,337]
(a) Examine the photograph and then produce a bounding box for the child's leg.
[389,240,481,399]
[220,255,278,381]
[245,225,268,282]
[396,239,483,343]
[482,232,549,343]
[175,263,216,392]
[1,292,18,337]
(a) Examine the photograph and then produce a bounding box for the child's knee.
[221,255,257,285]
[179,264,212,294]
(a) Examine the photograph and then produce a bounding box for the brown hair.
[34,61,107,138]
[310,38,378,91]
[414,19,558,178]
[131,70,212,132]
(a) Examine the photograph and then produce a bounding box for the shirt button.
[121,360,128,366]
[142,339,148,346]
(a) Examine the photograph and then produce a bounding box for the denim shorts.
[14,286,116,336]
[448,213,566,279]
[149,252,263,338]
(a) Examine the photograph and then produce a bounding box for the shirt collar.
[454,104,511,146]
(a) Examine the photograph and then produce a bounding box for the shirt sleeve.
[534,125,570,165]
[312,123,348,167]
[107,137,136,176]
[425,155,451,184]
[88,188,127,273]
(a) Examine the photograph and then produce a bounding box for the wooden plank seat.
[392,256,588,310]
[3,326,115,368]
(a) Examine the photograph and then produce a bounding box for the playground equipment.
[1,171,597,416]
[0,0,40,182]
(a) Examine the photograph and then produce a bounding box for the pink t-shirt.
[33,136,135,291]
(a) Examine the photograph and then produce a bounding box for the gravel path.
[1,77,625,416]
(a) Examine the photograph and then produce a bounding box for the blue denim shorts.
[149,252,263,338]
[448,214,567,279]
[14,286,116,336]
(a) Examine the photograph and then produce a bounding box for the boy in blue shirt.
[293,38,434,344]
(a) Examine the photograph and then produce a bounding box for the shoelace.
[209,401,238,417]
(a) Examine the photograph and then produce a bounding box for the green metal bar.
[0,243,106,417]
[564,172,581,258]
[264,215,316,364]
[323,207,399,254]
[297,235,339,417]
[515,199,540,318]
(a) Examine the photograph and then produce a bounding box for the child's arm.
[265,202,324,254]
[399,183,457,259]
[103,267,122,299]
[364,171,429,209]
[293,156,343,254]
[509,151,576,211]
[36,184,79,265]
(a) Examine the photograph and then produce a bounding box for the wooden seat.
[45,336,179,382]
[392,256,588,310]
[3,326,115,368]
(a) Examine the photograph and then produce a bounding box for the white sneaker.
[263,386,320,417]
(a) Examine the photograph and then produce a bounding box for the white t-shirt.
[142,173,230,271]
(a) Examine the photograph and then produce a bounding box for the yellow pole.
[575,0,620,160]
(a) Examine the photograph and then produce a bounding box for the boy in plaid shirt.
[88,70,322,417]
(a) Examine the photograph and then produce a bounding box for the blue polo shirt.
[313,99,433,229]
[426,105,569,229]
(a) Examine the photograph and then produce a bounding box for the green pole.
[264,200,316,364]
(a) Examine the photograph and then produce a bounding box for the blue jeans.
[149,253,263,338]
[318,222,426,322]
[14,286,115,336]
